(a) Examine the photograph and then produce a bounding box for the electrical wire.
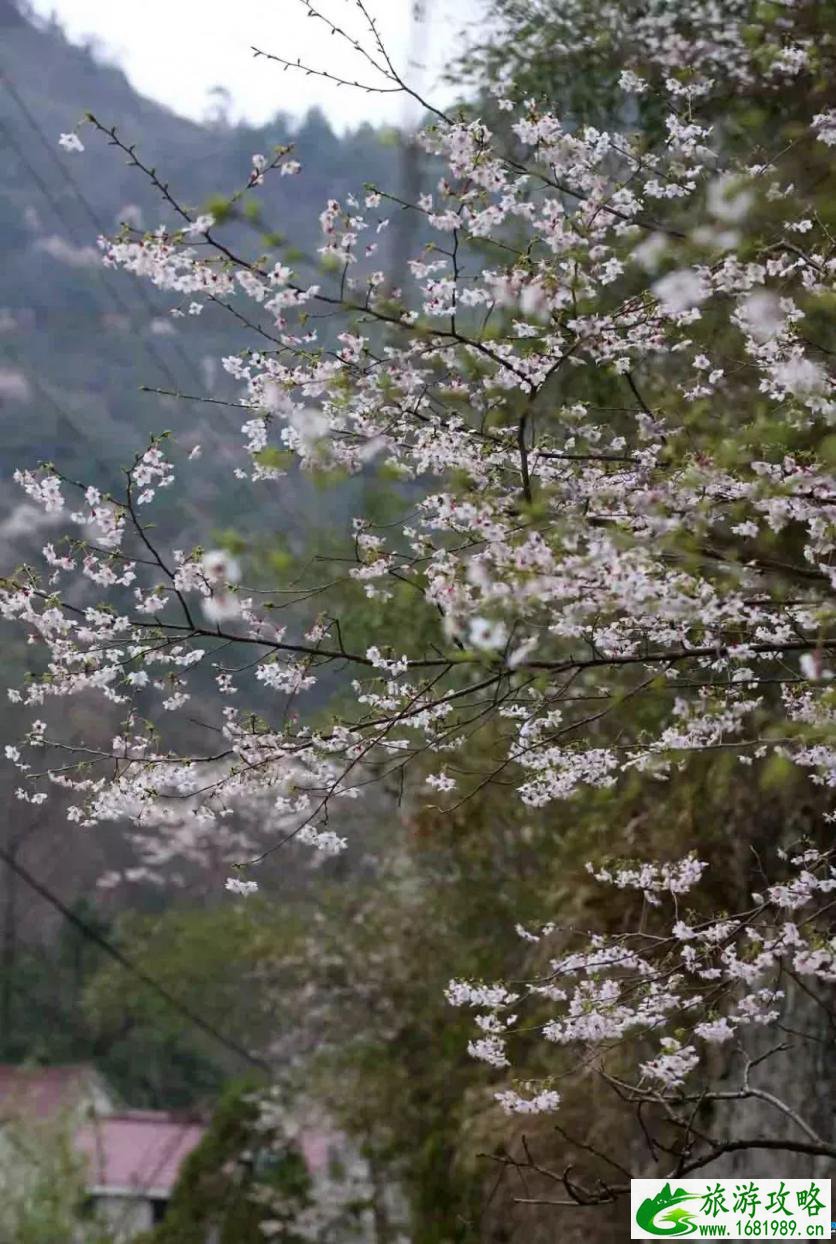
[0,112,186,394]
[0,66,204,392]
[0,847,270,1073]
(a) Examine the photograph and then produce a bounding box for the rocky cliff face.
[702,980,835,1180]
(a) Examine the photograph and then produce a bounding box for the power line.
[0,67,204,393]
[0,847,270,1074]
[0,339,115,484]
[0,107,209,516]
[0,116,185,394]
[0,116,72,225]
[0,67,115,236]
[0,116,172,375]
[0,114,191,403]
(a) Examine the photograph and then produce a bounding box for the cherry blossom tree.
[4,0,836,1221]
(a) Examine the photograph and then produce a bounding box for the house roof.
[0,1066,333,1200]
[0,1066,204,1199]
[77,1113,205,1198]
[0,1063,107,1119]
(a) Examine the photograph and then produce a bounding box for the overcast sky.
[28,0,479,130]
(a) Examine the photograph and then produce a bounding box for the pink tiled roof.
[0,1065,335,1198]
[0,1063,101,1118]
[77,1113,205,1197]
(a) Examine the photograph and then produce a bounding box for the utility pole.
[390,0,433,292]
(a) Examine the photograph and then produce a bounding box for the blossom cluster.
[24,74,834,830]
[450,846,836,1112]
[2,0,835,1117]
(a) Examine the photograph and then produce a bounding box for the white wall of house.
[91,1190,157,1241]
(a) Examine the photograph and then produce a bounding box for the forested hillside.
[0,0,396,493]
[0,0,400,903]
[0,0,399,1106]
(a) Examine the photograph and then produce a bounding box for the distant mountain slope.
[0,0,406,919]
[0,0,397,525]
